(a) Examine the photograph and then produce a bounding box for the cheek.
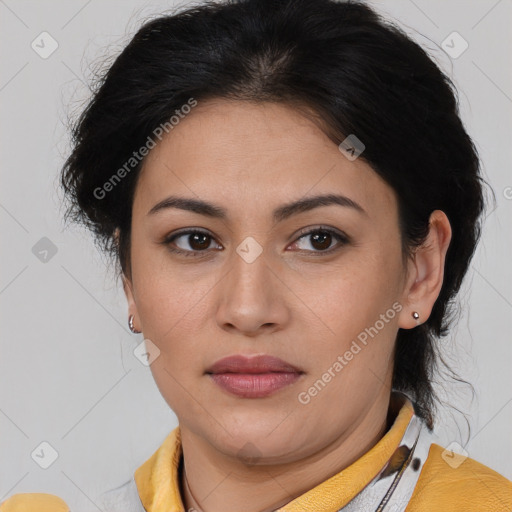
[130,236,210,326]
[310,250,401,331]
[302,248,402,384]
[135,275,214,361]
[131,261,212,410]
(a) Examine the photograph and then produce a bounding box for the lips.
[206,354,304,398]
[206,354,303,374]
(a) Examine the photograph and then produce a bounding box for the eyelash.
[162,226,349,258]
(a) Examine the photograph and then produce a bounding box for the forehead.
[133,99,398,222]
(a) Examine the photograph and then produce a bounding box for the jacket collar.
[134,392,416,512]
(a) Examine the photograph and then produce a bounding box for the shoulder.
[0,479,144,512]
[408,442,512,512]
[0,493,69,511]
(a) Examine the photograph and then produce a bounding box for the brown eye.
[164,229,222,256]
[290,227,349,254]
[187,232,211,250]
[309,231,333,251]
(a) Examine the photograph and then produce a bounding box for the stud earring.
[412,311,420,321]
[128,314,141,334]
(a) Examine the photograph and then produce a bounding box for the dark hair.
[61,0,487,429]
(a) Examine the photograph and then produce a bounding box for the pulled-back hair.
[61,0,487,429]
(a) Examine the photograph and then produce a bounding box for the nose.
[215,246,290,337]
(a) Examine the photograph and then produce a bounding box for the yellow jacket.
[2,398,511,511]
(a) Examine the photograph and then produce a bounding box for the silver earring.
[128,314,141,334]
[412,311,420,320]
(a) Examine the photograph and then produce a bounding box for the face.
[125,99,414,463]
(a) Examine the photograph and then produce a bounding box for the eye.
[163,229,222,256]
[289,227,349,254]
[162,226,349,258]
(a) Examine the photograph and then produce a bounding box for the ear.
[398,210,452,329]
[122,271,142,333]
[122,272,136,312]
[115,227,140,331]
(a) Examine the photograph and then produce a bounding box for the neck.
[178,395,393,512]
[181,460,203,511]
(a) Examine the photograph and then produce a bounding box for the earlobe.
[122,273,141,333]
[398,210,452,329]
[117,230,141,333]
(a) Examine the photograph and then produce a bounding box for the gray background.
[1,0,511,510]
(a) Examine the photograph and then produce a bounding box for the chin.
[211,423,305,461]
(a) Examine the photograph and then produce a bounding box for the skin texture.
[123,99,452,512]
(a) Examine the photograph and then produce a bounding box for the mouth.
[206,354,304,398]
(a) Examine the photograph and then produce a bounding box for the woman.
[2,0,511,510]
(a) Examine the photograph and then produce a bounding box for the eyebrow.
[147,193,367,222]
